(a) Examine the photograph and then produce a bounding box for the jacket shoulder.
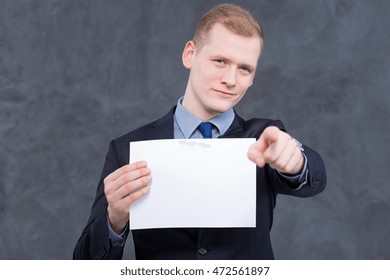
[108,107,175,163]
[114,107,175,144]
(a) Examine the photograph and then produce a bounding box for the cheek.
[238,78,254,92]
[200,66,218,80]
[196,70,219,91]
[198,61,221,79]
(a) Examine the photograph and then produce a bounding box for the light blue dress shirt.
[173,96,235,139]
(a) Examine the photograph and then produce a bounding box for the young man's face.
[182,23,262,121]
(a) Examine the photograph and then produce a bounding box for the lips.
[212,89,236,96]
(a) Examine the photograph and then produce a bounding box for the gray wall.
[0,0,389,259]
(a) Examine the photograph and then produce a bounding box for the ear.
[182,41,196,69]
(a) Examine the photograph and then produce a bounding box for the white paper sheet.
[129,138,256,230]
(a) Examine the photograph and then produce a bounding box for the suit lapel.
[146,107,176,140]
[219,113,246,138]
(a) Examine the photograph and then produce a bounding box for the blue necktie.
[198,122,213,138]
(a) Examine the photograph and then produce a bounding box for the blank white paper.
[129,138,256,230]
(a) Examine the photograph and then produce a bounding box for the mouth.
[212,89,236,96]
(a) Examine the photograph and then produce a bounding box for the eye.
[214,59,225,65]
[239,66,251,74]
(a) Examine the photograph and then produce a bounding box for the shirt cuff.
[106,215,128,247]
[277,153,308,189]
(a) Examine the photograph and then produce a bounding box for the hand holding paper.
[104,161,152,234]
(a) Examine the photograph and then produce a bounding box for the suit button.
[198,248,208,256]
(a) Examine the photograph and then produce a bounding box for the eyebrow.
[210,55,256,72]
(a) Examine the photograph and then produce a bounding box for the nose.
[220,67,237,88]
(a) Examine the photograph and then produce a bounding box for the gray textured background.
[0,0,389,259]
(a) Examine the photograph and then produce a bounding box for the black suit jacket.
[73,107,326,260]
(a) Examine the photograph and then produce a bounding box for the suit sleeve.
[267,145,327,197]
[73,140,129,259]
[267,120,327,197]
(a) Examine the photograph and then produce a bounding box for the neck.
[182,95,219,121]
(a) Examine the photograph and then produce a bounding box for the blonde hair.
[193,3,263,50]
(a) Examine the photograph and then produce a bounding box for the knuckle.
[140,176,150,185]
[123,173,131,181]
[126,163,137,172]
[275,159,286,169]
[138,168,147,177]
[104,185,113,196]
[120,165,133,176]
[266,154,277,164]
[123,173,136,184]
[128,192,140,203]
[103,176,112,186]
[139,187,148,195]
[125,182,135,192]
[141,167,151,176]
[105,190,116,204]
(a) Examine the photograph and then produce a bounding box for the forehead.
[199,23,262,66]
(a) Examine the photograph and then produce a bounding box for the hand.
[104,161,152,234]
[247,126,304,175]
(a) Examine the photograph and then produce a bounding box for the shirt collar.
[174,96,235,138]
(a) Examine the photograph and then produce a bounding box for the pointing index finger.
[261,126,280,146]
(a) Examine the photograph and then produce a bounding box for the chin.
[206,100,235,115]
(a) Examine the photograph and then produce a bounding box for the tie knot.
[198,122,213,138]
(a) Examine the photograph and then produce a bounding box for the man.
[74,3,326,260]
